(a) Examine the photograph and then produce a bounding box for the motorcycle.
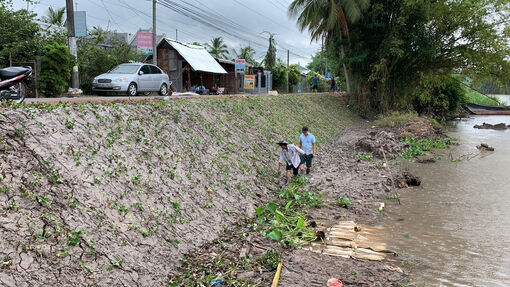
[0,66,32,103]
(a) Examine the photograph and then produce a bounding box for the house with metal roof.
[156,38,242,93]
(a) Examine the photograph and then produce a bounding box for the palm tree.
[233,45,257,65]
[42,7,66,27]
[204,37,229,59]
[288,0,370,94]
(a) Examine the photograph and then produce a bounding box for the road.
[24,92,334,105]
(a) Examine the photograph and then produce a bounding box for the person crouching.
[277,140,307,181]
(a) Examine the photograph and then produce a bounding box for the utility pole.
[152,0,157,65]
[286,50,290,94]
[66,0,79,89]
[176,29,178,41]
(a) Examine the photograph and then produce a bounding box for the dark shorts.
[286,163,299,175]
[312,84,318,90]
[300,154,314,168]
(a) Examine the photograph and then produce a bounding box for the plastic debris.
[327,278,343,287]
[209,278,223,287]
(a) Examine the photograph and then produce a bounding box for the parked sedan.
[92,63,171,96]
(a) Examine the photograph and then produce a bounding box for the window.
[150,65,162,74]
[140,65,151,74]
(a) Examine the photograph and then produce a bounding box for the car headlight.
[93,77,98,83]
[114,77,128,83]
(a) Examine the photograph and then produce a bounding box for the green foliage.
[306,72,329,92]
[0,2,40,67]
[78,28,138,94]
[297,0,510,116]
[356,152,373,162]
[271,63,300,92]
[464,89,506,106]
[413,75,466,119]
[263,33,277,70]
[257,249,280,270]
[204,37,229,59]
[400,137,448,159]
[255,176,321,247]
[38,43,71,97]
[375,111,418,128]
[68,231,85,246]
[335,197,352,208]
[41,7,65,27]
[233,45,257,66]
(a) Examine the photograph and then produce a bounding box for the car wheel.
[127,83,137,97]
[159,84,168,96]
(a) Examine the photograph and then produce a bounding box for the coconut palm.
[42,7,66,27]
[233,45,257,65]
[288,0,370,94]
[204,37,229,59]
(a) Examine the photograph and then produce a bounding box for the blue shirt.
[299,133,316,154]
[313,77,318,85]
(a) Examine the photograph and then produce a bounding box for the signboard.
[244,75,255,89]
[325,72,331,80]
[137,32,153,56]
[74,11,87,37]
[235,59,246,73]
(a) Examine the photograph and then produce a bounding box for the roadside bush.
[38,43,71,97]
[271,64,301,93]
[413,75,466,119]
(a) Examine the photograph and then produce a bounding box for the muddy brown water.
[381,105,510,286]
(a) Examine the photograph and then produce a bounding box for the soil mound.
[400,117,439,138]
[0,95,352,286]
[355,130,404,158]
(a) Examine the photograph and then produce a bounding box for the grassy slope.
[464,88,506,106]
[0,94,354,286]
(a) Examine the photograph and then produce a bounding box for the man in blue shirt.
[312,76,319,92]
[299,126,316,174]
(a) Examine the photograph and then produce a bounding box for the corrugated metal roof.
[162,38,227,74]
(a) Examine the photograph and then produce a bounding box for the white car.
[92,63,171,96]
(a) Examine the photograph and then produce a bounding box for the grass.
[356,152,374,162]
[464,89,506,106]
[375,111,419,128]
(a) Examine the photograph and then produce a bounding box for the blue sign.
[325,72,331,80]
[74,11,87,37]
[235,59,246,73]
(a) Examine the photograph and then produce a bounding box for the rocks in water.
[477,143,495,151]
[473,122,508,130]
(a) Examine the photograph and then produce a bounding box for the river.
[381,96,510,286]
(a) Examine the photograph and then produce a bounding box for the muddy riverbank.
[0,94,442,286]
[381,114,510,287]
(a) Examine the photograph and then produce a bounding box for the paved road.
[24,92,335,105]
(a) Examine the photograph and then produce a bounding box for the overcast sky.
[13,0,320,65]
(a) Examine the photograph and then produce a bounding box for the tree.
[38,43,71,97]
[233,45,257,66]
[0,1,40,66]
[289,0,370,94]
[262,32,277,70]
[77,27,138,94]
[204,37,229,59]
[41,7,66,27]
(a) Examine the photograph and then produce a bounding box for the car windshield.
[109,65,139,74]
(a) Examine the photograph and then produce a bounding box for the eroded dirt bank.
[0,95,357,286]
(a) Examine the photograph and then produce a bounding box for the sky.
[13,0,320,66]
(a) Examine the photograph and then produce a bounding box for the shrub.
[38,43,72,97]
[413,75,466,119]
